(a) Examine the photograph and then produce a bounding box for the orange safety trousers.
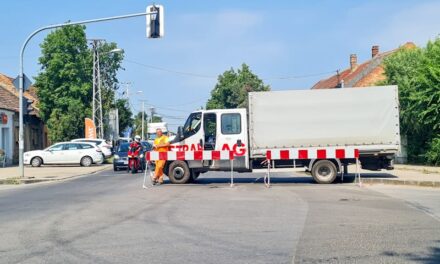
[154,160,166,182]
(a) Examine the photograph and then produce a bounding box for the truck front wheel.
[168,161,191,184]
[311,160,337,184]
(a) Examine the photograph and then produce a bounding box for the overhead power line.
[124,58,336,81]
[125,59,215,79]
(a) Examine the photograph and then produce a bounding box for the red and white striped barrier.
[143,150,236,188]
[266,147,359,160]
[146,150,234,161]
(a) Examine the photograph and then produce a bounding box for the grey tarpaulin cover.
[248,86,400,153]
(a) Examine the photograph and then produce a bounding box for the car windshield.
[117,143,130,153]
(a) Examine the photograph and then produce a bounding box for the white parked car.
[71,138,113,158]
[24,142,104,167]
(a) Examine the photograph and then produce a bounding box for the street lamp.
[102,48,124,55]
[17,9,159,178]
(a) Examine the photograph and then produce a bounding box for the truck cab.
[166,109,249,182]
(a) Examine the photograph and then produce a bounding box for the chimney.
[350,54,357,70]
[372,45,379,57]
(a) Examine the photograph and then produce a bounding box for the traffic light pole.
[18,11,156,178]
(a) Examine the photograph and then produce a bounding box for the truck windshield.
[183,112,202,138]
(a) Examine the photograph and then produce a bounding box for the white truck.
[147,122,168,143]
[165,86,400,184]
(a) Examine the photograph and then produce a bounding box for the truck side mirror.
[177,126,184,140]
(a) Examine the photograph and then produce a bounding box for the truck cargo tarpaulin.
[248,85,400,152]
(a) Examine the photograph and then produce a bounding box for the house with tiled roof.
[312,42,416,89]
[0,73,48,165]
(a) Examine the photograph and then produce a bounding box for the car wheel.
[168,161,191,184]
[31,157,42,167]
[311,160,337,184]
[80,156,93,167]
[96,154,105,165]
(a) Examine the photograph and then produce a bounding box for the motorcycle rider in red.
[130,135,142,151]
[128,135,142,172]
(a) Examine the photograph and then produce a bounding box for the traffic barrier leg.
[230,159,234,187]
[143,161,155,189]
[142,163,149,189]
[264,159,271,188]
[356,158,362,187]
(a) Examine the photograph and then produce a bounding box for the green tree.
[115,98,133,133]
[35,25,91,142]
[206,63,270,109]
[133,112,148,138]
[34,25,124,142]
[99,42,124,118]
[381,38,440,164]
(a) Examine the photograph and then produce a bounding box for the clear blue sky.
[1,0,439,131]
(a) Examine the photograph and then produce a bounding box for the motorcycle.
[127,145,144,174]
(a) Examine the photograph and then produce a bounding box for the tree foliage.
[115,98,133,133]
[34,25,124,142]
[206,63,270,109]
[381,39,440,165]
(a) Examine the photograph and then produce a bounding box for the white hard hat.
[134,135,141,141]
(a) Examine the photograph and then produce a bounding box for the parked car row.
[24,142,103,167]
[24,138,155,170]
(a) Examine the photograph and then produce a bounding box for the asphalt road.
[0,170,439,264]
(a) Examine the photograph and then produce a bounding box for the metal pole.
[141,101,145,140]
[230,159,234,187]
[97,50,104,138]
[150,107,154,123]
[92,42,97,125]
[356,158,362,187]
[18,11,155,178]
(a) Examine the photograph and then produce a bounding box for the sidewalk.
[352,164,440,188]
[0,164,112,184]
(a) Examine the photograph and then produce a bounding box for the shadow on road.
[382,241,440,264]
[195,176,316,185]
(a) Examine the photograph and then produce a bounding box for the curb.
[359,178,440,188]
[0,165,111,185]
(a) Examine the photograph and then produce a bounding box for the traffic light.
[146,5,164,38]
[22,97,33,116]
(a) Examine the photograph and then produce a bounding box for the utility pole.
[149,106,155,123]
[141,101,145,141]
[91,39,104,139]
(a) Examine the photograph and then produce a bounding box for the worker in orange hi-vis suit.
[153,128,170,185]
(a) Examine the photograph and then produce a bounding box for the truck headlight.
[114,154,120,159]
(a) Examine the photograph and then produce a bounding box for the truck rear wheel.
[311,160,337,184]
[168,161,191,184]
